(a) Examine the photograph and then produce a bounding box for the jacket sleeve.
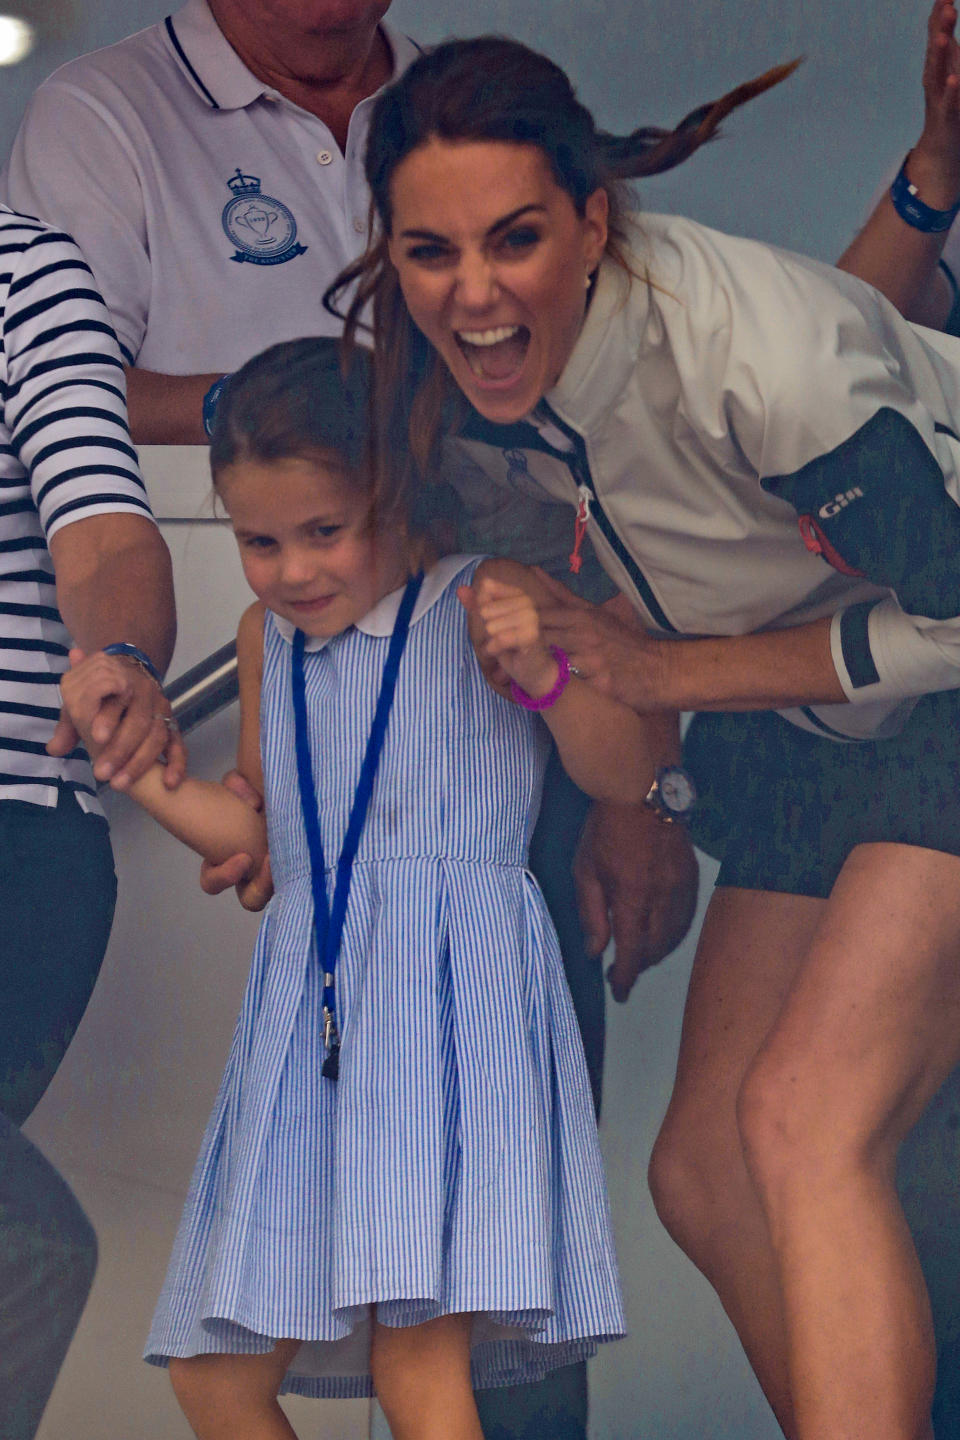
[719,251,960,706]
[1,79,151,365]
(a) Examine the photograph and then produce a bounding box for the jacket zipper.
[569,486,591,574]
[537,402,677,632]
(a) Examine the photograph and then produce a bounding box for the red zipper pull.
[569,486,591,575]
[798,514,822,555]
[797,514,865,577]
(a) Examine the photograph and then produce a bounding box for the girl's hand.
[459,575,559,699]
[913,0,960,206]
[199,770,274,911]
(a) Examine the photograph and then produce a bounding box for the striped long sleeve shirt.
[1,205,155,809]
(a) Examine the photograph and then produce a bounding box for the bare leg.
[739,843,960,1440]
[649,886,822,1437]
[371,1311,484,1440]
[168,1339,302,1440]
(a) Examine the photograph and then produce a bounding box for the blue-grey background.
[1,5,947,1440]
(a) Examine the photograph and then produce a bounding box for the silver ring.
[569,664,583,678]
[154,713,179,732]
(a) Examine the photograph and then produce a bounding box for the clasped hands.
[51,646,186,789]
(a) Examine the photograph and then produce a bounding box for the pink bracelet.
[509,646,572,711]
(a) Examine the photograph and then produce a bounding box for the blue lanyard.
[291,571,424,1081]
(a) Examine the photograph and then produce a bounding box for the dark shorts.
[684,688,960,899]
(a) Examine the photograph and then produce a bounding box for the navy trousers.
[0,792,115,1439]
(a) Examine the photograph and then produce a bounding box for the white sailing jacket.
[445,214,960,740]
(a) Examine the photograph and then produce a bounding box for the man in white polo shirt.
[1,0,419,444]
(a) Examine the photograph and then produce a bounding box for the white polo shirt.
[0,1,419,373]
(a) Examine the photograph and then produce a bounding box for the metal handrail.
[167,641,238,737]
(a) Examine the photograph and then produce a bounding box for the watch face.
[659,767,696,815]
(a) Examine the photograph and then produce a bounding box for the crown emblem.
[226,168,261,197]
[220,168,307,267]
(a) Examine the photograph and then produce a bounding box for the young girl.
[61,337,648,1440]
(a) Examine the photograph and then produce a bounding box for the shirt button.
[317,150,333,165]
[353,216,366,234]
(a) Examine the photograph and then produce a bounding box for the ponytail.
[597,59,801,180]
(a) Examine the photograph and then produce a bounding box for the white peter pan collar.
[270,553,481,652]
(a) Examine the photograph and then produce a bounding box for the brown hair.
[325,36,798,498]
[210,336,373,476]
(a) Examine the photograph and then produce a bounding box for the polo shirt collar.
[164,0,420,112]
[270,552,478,652]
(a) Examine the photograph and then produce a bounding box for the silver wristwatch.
[643,765,697,824]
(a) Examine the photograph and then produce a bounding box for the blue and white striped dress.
[146,555,624,1396]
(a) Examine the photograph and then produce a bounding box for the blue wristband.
[102,642,163,687]
[202,374,231,438]
[890,153,960,233]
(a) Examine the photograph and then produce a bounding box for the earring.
[585,269,595,290]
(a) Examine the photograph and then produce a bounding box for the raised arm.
[837,0,960,328]
[459,558,656,803]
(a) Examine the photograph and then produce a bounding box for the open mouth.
[455,324,530,385]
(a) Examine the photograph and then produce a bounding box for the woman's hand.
[51,647,186,789]
[536,573,665,711]
[575,800,699,1000]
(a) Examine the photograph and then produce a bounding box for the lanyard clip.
[322,971,340,1081]
[322,1005,341,1081]
[323,1005,339,1051]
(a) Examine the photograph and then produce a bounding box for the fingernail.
[97,762,113,779]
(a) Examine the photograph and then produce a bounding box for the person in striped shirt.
[0,204,178,1440]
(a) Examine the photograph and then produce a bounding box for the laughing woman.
[327,36,960,1440]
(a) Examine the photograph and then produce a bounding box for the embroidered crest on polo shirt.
[221,169,308,266]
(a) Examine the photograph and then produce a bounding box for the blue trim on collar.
[165,13,220,108]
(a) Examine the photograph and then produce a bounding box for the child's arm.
[458,558,655,805]
[60,602,268,867]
